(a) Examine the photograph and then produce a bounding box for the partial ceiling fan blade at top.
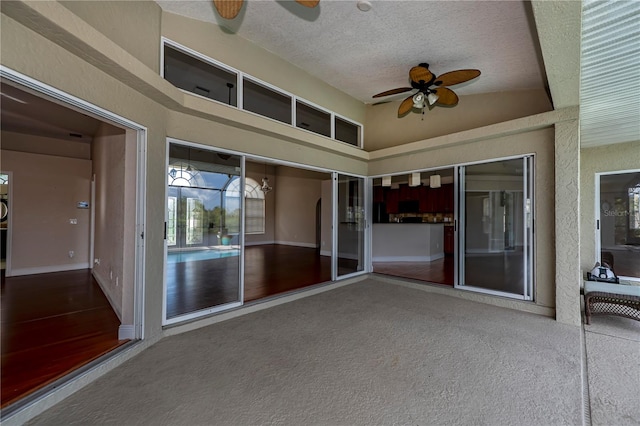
[213,0,244,19]
[372,87,413,98]
[398,95,415,116]
[434,87,459,106]
[295,0,320,7]
[434,69,481,87]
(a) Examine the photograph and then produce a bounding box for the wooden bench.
[584,281,640,325]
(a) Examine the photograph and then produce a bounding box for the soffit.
[580,0,640,148]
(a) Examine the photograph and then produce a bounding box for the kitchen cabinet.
[419,186,438,213]
[442,183,454,212]
[385,189,399,214]
[444,225,455,255]
[373,186,384,203]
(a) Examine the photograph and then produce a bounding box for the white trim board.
[373,254,444,262]
[9,263,90,277]
[92,270,123,322]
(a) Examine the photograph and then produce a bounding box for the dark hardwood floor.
[1,269,127,409]
[373,255,454,285]
[167,244,332,318]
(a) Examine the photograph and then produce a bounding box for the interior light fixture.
[409,172,421,187]
[261,163,272,193]
[412,92,426,109]
[429,174,441,189]
[427,92,439,106]
[381,176,392,187]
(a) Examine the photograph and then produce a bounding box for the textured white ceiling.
[580,0,640,148]
[155,0,548,104]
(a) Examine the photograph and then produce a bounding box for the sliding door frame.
[455,154,535,300]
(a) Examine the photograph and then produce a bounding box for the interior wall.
[92,122,128,321]
[579,139,640,275]
[0,149,91,275]
[364,89,552,151]
[0,130,91,159]
[274,167,325,247]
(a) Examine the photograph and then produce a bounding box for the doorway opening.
[0,71,146,410]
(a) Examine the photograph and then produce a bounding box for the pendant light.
[261,163,272,193]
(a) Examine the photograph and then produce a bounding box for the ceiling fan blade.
[213,0,244,19]
[409,66,433,85]
[434,87,459,106]
[372,87,413,98]
[295,0,320,7]
[398,95,415,116]
[434,69,481,87]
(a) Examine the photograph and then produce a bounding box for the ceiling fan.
[213,0,320,20]
[372,63,481,117]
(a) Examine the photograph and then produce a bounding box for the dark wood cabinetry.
[385,188,399,214]
[373,186,384,203]
[441,183,454,212]
[444,225,455,255]
[378,182,454,215]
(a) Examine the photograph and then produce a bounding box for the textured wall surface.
[554,120,581,326]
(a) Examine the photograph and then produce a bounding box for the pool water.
[168,248,240,263]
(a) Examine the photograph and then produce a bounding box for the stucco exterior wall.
[580,140,640,276]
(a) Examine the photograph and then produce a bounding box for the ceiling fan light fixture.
[412,92,426,109]
[427,92,439,105]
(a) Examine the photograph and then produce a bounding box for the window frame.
[595,169,640,282]
[160,38,364,149]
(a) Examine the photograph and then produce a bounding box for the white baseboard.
[92,270,123,322]
[245,240,276,246]
[118,325,135,340]
[8,262,90,277]
[320,250,331,257]
[274,240,317,249]
[373,253,444,262]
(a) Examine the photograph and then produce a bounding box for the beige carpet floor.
[25,278,591,425]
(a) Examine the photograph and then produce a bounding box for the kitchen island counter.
[372,223,444,262]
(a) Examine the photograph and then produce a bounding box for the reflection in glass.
[337,174,365,276]
[599,172,640,278]
[165,144,242,320]
[462,159,527,295]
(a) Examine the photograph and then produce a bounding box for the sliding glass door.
[457,157,533,299]
[336,174,366,278]
[164,144,243,323]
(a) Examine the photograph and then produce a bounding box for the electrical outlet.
[69,218,77,225]
[116,277,119,287]
[94,258,100,265]
[68,250,74,258]
[110,269,113,280]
